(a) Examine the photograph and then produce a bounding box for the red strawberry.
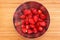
[23,9,31,15]
[29,18,35,24]
[25,18,29,24]
[27,29,33,34]
[38,10,42,15]
[40,14,46,20]
[15,22,20,26]
[28,15,32,19]
[20,15,25,19]
[39,21,46,27]
[33,15,38,22]
[22,25,27,33]
[33,28,37,33]
[31,8,37,14]
[30,24,35,28]
[38,26,43,31]
[26,25,29,29]
[38,18,43,22]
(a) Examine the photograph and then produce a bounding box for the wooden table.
[0,0,60,40]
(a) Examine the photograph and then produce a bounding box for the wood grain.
[0,0,60,40]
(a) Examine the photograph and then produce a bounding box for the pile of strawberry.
[20,8,47,34]
[14,1,50,38]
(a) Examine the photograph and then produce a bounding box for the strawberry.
[39,21,46,27]
[38,26,43,31]
[33,15,38,22]
[29,18,35,24]
[38,10,42,15]
[40,14,46,20]
[33,28,37,33]
[27,29,33,34]
[23,9,31,15]
[20,15,25,19]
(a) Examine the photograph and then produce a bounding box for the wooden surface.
[0,0,60,40]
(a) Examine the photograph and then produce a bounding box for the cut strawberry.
[21,25,25,28]
[27,29,33,34]
[33,15,38,22]
[23,9,31,15]
[29,18,35,24]
[26,25,29,29]
[30,24,35,28]
[38,18,43,22]
[33,28,37,33]
[25,18,29,24]
[38,26,43,31]
[36,22,40,26]
[39,21,46,27]
[15,22,20,26]
[40,14,46,20]
[20,15,25,19]
[31,8,37,14]
[22,26,27,33]
[28,15,32,19]
[38,10,42,15]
